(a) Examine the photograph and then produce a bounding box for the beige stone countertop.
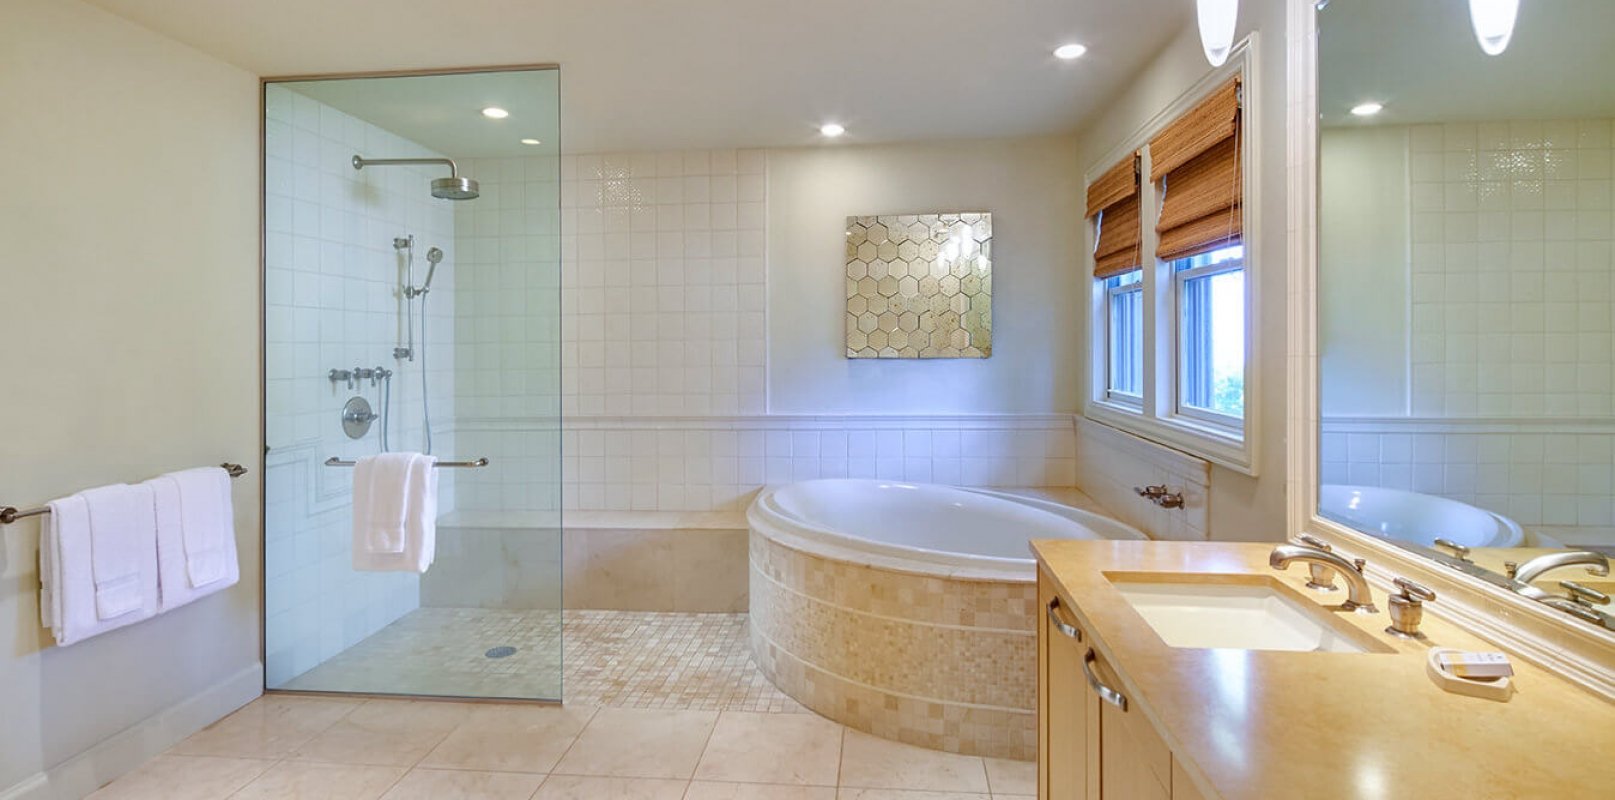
[1031,540,1615,800]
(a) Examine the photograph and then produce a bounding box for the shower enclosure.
[261,67,562,700]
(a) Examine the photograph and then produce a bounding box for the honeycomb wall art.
[845,212,992,359]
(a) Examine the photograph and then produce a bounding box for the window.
[1175,245,1244,422]
[1106,271,1143,401]
[1084,65,1255,474]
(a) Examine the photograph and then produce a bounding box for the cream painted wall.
[0,0,261,794]
[1320,126,1410,416]
[766,137,1084,414]
[1072,8,1292,541]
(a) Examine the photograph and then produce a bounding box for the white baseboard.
[1,662,263,800]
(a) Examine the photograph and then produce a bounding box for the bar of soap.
[1435,650,1514,679]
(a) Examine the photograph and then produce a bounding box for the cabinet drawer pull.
[1047,597,1082,641]
[1082,648,1128,711]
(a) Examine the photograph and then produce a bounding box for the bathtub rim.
[747,480,1143,583]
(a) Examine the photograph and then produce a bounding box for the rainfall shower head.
[352,155,480,200]
[431,177,479,200]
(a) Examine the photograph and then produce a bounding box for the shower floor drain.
[484,646,517,659]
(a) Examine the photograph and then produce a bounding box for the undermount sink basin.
[1111,575,1378,653]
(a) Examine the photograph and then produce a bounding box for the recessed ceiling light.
[1054,43,1088,60]
[1350,102,1384,117]
[520,138,542,146]
[481,107,509,119]
[820,123,846,138]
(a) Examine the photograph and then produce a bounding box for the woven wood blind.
[1088,153,1141,279]
[1152,77,1243,262]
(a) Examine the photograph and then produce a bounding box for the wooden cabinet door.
[1091,648,1172,800]
[1039,573,1096,800]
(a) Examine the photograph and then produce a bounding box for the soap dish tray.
[1426,647,1514,702]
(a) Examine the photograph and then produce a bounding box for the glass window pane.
[1179,262,1245,418]
[1108,281,1142,398]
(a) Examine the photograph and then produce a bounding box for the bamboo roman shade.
[1087,153,1142,279]
[1151,77,1243,262]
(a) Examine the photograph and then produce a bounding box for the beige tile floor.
[278,610,800,712]
[94,697,1035,799]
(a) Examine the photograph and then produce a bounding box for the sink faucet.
[1269,544,1377,613]
[1506,551,1610,586]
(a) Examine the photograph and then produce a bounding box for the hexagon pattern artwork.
[845,212,991,358]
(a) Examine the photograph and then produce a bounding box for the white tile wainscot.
[1321,416,1615,547]
[1075,417,1211,541]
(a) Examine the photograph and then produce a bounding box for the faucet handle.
[1392,577,1436,603]
[1432,538,1471,561]
[1561,580,1611,607]
[1386,577,1435,639]
[1352,557,1367,574]
[1295,533,1332,552]
[1503,560,1519,580]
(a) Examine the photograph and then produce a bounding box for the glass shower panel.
[262,68,562,700]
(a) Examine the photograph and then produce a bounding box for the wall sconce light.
[1468,0,1520,56]
[1197,0,1239,67]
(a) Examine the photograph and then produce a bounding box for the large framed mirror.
[1312,0,1615,644]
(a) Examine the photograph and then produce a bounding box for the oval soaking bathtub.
[1319,484,1526,549]
[747,479,1144,760]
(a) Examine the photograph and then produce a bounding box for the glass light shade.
[1468,0,1519,56]
[1197,0,1239,67]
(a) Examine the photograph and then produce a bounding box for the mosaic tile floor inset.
[278,608,805,713]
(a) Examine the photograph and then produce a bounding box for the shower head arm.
[351,155,461,178]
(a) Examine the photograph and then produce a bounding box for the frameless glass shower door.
[261,67,562,700]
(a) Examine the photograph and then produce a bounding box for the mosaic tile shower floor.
[280,608,805,713]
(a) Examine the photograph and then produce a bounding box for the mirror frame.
[1283,0,1615,697]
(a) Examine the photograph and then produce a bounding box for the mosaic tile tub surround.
[748,531,1037,760]
[845,212,993,358]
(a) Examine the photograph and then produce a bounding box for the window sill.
[1084,400,1256,476]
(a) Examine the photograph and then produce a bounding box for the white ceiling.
[86,0,1190,153]
[1320,0,1615,127]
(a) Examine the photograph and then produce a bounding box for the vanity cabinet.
[1038,567,1205,800]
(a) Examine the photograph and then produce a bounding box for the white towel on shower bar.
[146,467,239,612]
[39,484,159,646]
[352,452,437,573]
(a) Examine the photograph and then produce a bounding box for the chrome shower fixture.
[404,246,446,300]
[351,155,480,200]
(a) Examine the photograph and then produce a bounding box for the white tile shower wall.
[1407,119,1615,417]
[1320,421,1615,546]
[448,153,563,513]
[1075,419,1210,541]
[263,85,458,685]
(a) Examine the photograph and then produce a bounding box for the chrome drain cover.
[485,646,517,659]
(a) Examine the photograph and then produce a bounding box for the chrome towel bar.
[1,463,249,525]
[324,456,489,468]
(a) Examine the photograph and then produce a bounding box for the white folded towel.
[39,484,159,646]
[147,467,240,611]
[352,452,438,573]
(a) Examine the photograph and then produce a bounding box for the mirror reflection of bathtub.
[1317,484,1544,549]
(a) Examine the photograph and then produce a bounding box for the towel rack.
[0,463,250,525]
[324,456,489,468]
